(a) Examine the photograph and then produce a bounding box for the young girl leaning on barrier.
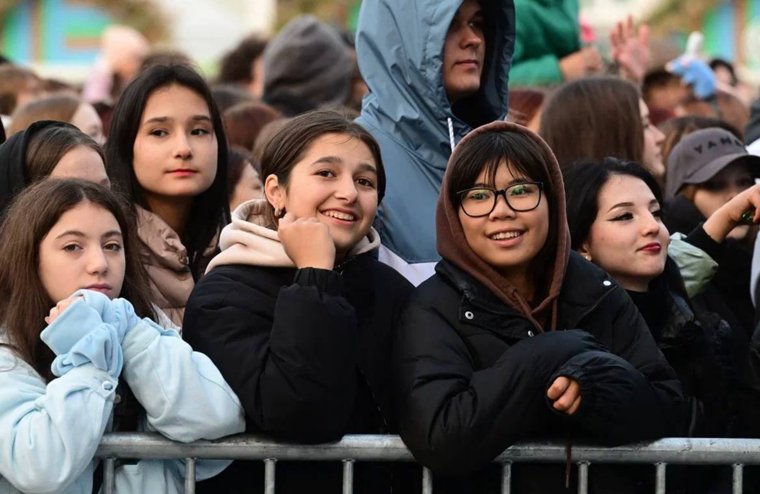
[0,179,244,494]
[183,110,415,494]
[393,121,684,493]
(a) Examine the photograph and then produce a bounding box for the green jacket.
[510,0,580,86]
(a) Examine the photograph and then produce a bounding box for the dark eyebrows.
[55,230,123,240]
[470,178,532,188]
[311,157,378,174]
[606,202,634,213]
[356,163,378,175]
[311,156,343,166]
[142,115,211,126]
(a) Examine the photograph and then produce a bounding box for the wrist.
[702,211,733,244]
[295,260,335,270]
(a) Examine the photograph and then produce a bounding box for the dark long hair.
[0,179,156,381]
[105,64,230,278]
[563,157,664,250]
[540,76,643,168]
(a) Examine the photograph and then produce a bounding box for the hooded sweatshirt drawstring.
[447,117,457,153]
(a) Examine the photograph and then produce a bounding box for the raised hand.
[278,212,336,270]
[609,15,650,84]
[703,183,760,242]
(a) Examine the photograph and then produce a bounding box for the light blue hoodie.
[0,291,245,494]
[356,0,515,285]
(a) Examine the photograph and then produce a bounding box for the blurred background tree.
[0,0,166,41]
[646,0,721,33]
[277,0,359,30]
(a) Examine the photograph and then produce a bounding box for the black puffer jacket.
[184,253,414,493]
[394,255,683,491]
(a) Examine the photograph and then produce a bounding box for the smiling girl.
[394,121,682,493]
[183,110,414,493]
[106,64,230,325]
[0,179,243,494]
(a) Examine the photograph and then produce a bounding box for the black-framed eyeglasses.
[457,182,543,217]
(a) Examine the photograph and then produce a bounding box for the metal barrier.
[95,434,760,494]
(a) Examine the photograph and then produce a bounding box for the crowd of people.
[2,0,760,492]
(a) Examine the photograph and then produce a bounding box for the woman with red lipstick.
[0,179,244,494]
[394,121,682,493]
[106,64,230,326]
[564,157,760,492]
[183,111,414,493]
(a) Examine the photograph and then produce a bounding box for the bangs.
[448,131,552,207]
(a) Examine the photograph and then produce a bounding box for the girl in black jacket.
[394,121,683,493]
[183,110,414,493]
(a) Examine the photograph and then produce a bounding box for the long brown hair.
[540,76,643,169]
[0,179,156,381]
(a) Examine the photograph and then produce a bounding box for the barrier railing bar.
[342,459,354,494]
[734,463,743,494]
[185,457,196,494]
[103,457,115,494]
[577,462,589,494]
[500,462,511,494]
[264,458,276,494]
[655,462,666,494]
[422,466,432,494]
[95,434,760,465]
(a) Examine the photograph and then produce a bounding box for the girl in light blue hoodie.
[0,179,245,494]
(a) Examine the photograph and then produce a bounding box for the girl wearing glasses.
[393,121,683,493]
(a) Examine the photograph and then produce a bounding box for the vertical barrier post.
[422,466,433,494]
[733,463,743,494]
[102,458,116,494]
[184,458,196,494]
[655,462,667,494]
[264,458,277,494]
[501,462,512,494]
[342,459,355,494]
[577,462,589,494]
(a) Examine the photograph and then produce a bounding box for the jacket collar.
[437,253,616,329]
[206,199,382,273]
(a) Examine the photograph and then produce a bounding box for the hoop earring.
[583,254,591,262]
[274,207,282,218]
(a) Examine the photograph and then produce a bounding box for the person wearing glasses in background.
[393,121,683,493]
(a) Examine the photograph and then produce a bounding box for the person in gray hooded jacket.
[356,0,515,285]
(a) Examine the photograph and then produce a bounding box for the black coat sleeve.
[183,265,358,443]
[566,285,684,442]
[394,283,683,475]
[394,301,611,474]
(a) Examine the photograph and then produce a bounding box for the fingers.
[566,393,582,415]
[548,377,582,415]
[547,376,571,400]
[638,23,650,45]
